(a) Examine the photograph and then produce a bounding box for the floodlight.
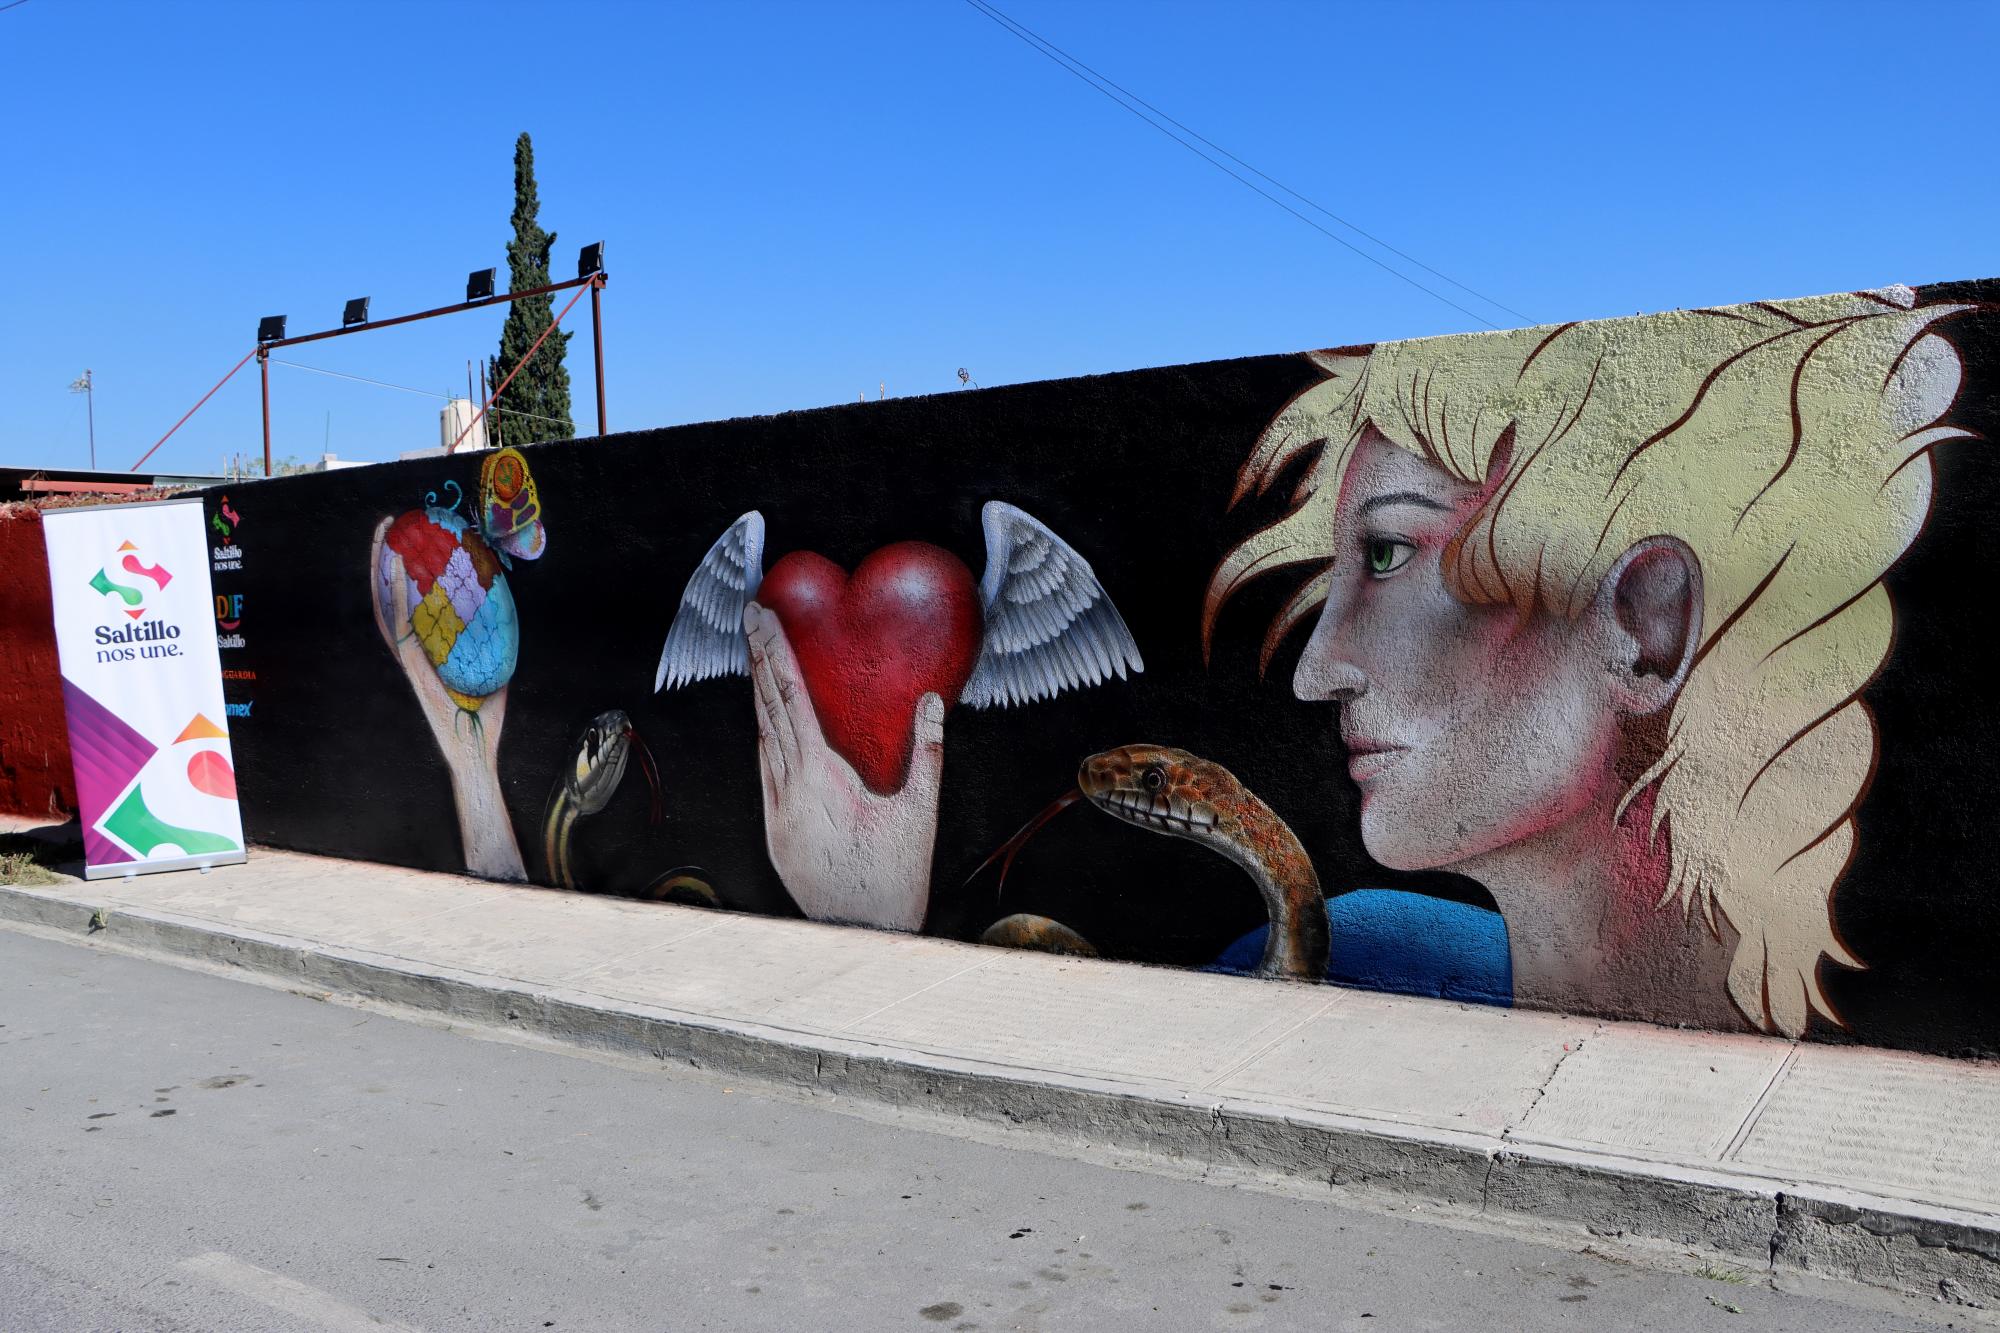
[257,315,287,344]
[466,268,496,302]
[578,242,604,279]
[342,297,371,327]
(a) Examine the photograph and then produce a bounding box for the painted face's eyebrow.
[1357,490,1454,517]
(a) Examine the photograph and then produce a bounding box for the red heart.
[759,542,982,794]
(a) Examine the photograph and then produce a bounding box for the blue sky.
[5,0,1995,475]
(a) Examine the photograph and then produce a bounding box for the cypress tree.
[488,132,574,444]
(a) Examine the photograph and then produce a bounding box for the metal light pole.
[258,347,272,478]
[68,369,95,469]
[590,273,607,435]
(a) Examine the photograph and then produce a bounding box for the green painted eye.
[1366,538,1414,576]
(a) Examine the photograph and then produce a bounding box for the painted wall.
[77,280,2000,1056]
[0,505,76,820]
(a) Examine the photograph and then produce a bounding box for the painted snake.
[980,744,1328,980]
[545,722,1317,975]
[541,709,718,904]
[543,710,643,892]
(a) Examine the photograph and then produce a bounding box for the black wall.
[206,286,2000,1058]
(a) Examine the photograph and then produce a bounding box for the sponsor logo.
[210,494,242,539]
[95,621,181,645]
[215,592,245,650]
[211,496,245,569]
[88,539,183,661]
[93,619,183,662]
[88,539,172,621]
[221,668,257,681]
[224,700,253,719]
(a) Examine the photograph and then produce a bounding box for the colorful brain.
[377,506,520,711]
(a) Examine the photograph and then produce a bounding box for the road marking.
[180,1252,419,1332]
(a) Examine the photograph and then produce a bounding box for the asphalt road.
[0,927,1958,1332]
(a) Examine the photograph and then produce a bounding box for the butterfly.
[375,446,548,712]
[478,447,545,565]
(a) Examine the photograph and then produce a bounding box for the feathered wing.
[654,512,765,691]
[961,501,1143,709]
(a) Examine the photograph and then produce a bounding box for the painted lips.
[1344,740,1407,784]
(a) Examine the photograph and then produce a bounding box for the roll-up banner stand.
[41,497,247,879]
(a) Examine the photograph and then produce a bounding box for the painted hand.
[745,602,945,931]
[369,517,526,881]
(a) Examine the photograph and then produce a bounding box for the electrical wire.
[268,359,444,400]
[967,0,1530,326]
[268,358,573,429]
[963,0,1524,330]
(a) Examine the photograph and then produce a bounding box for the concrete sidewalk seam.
[4,879,1997,1315]
[549,913,734,985]
[1193,993,1345,1093]
[1723,1042,1804,1163]
[834,955,1003,1032]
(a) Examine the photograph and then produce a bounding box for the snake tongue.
[965,788,1082,901]
[625,726,665,825]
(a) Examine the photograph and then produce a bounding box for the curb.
[4,882,1995,1312]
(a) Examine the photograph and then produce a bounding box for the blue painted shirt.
[1209,889,1512,1006]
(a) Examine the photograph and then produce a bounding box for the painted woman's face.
[1292,431,1626,872]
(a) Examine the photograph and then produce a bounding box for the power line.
[268,359,447,400]
[967,0,1530,326]
[268,358,574,429]
[963,0,1525,330]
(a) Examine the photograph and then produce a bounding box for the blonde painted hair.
[1204,287,1975,1036]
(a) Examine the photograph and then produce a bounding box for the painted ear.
[1601,537,1701,716]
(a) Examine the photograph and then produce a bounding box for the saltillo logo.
[89,540,173,620]
[95,620,181,646]
[210,493,241,539]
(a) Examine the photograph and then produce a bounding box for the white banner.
[41,498,246,879]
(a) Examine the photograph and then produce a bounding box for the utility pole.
[68,369,95,469]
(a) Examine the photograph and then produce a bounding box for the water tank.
[440,397,491,453]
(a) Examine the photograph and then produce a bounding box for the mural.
[654,503,1143,929]
[189,278,1998,1058]
[369,446,544,878]
[1202,288,1972,1037]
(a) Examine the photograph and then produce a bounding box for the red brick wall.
[0,505,74,820]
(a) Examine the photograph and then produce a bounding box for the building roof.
[0,464,229,500]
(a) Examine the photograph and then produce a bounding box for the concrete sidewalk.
[3,846,1997,1312]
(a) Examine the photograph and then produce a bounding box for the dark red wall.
[0,505,74,820]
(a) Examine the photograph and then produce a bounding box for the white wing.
[961,501,1143,709]
[654,512,765,691]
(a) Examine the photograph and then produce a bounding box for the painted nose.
[1294,656,1367,704]
[1293,595,1368,703]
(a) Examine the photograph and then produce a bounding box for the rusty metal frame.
[257,270,607,477]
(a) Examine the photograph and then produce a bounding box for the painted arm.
[745,602,944,931]
[368,517,526,881]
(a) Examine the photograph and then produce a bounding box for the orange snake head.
[1078,744,1233,847]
